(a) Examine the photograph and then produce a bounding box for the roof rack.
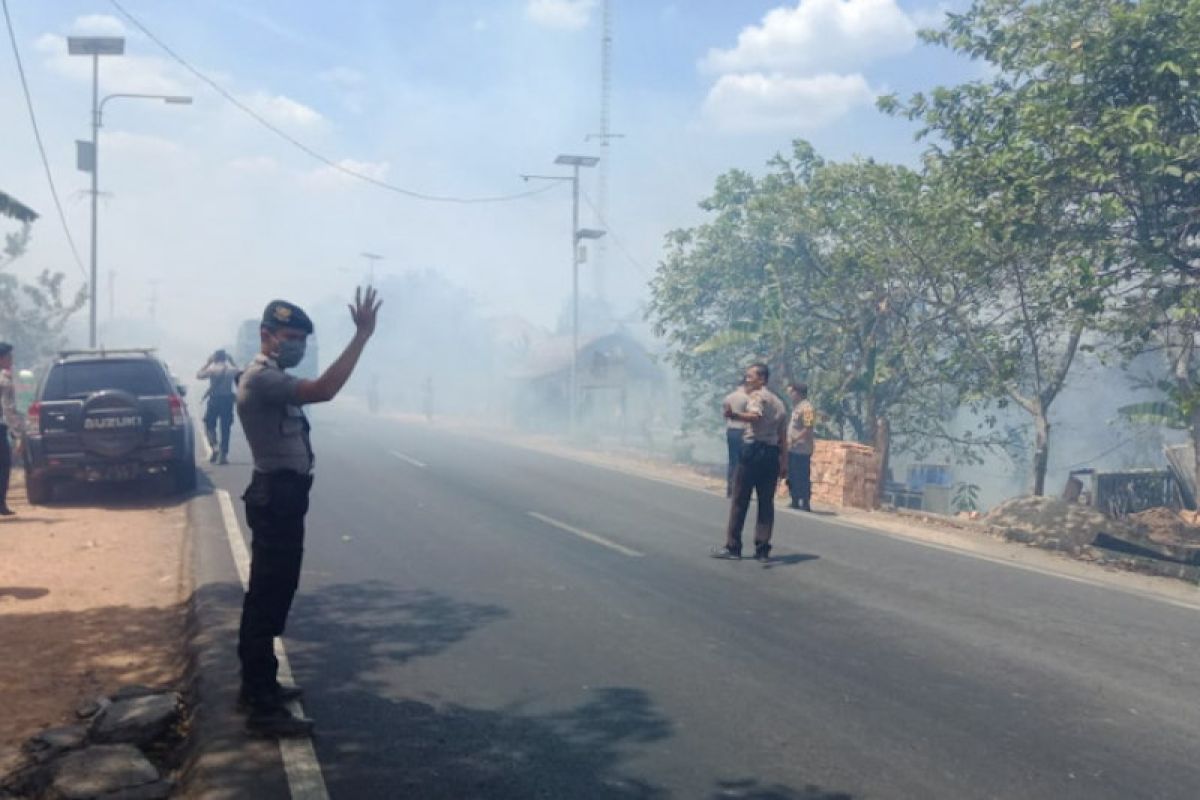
[57,347,157,359]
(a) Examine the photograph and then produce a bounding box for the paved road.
[205,411,1200,800]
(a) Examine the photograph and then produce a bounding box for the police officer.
[0,343,25,516]
[235,288,381,737]
[722,379,749,497]
[713,362,788,562]
[196,349,238,464]
[786,382,816,511]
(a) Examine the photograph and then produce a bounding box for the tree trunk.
[1191,406,1200,496]
[1032,410,1050,497]
[873,416,891,509]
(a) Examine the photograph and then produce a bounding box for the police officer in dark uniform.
[235,287,381,737]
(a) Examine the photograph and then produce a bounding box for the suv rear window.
[40,360,171,401]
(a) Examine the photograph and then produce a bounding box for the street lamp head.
[67,36,125,56]
[163,96,193,105]
[554,154,600,168]
[576,228,607,241]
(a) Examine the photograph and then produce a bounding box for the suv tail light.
[26,401,40,431]
[168,395,186,427]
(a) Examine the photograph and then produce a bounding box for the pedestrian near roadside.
[235,287,381,738]
[713,363,788,562]
[0,343,25,516]
[722,380,749,497]
[786,382,816,511]
[196,349,238,464]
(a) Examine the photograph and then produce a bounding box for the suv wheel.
[26,472,53,505]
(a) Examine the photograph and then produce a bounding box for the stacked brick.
[808,439,879,510]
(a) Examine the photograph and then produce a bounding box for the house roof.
[511,330,661,381]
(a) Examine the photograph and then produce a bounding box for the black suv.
[23,349,198,503]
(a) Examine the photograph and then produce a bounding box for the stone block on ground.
[75,698,109,720]
[108,686,162,703]
[90,693,181,747]
[26,726,89,762]
[50,745,160,800]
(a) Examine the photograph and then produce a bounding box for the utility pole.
[108,269,115,322]
[585,0,623,306]
[521,155,605,437]
[69,36,191,348]
[68,36,123,349]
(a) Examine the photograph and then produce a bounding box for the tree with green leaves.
[877,0,1199,494]
[649,142,991,477]
[0,191,85,367]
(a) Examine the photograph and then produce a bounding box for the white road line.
[390,450,427,468]
[527,511,645,558]
[216,489,330,800]
[483,439,1200,613]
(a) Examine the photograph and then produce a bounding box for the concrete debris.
[90,694,180,747]
[49,745,160,800]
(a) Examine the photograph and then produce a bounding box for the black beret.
[261,300,314,334]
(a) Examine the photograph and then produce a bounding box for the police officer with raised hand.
[235,286,381,738]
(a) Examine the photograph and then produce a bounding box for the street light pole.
[88,51,102,348]
[552,155,600,437]
[521,155,602,437]
[69,36,124,348]
[70,35,192,347]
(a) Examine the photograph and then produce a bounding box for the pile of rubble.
[985,496,1135,554]
[0,686,183,800]
[1128,507,1200,547]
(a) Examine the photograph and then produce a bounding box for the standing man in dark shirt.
[235,287,381,737]
[714,363,788,562]
[196,349,238,464]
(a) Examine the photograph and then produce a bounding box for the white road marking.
[528,511,645,558]
[390,450,427,468]
[475,440,1200,613]
[216,490,330,800]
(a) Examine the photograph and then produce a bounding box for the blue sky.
[1,0,976,338]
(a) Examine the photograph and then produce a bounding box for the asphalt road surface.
[205,410,1200,800]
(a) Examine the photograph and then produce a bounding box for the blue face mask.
[273,337,306,369]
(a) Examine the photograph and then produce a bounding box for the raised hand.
[349,286,383,338]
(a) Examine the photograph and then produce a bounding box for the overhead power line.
[580,190,651,279]
[2,0,88,280]
[108,0,562,205]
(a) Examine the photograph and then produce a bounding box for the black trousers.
[726,443,781,549]
[204,395,235,456]
[787,452,812,505]
[725,429,744,497]
[238,470,312,698]
[0,425,10,508]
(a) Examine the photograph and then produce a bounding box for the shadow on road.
[288,582,511,675]
[273,580,854,799]
[761,554,820,570]
[29,473,212,511]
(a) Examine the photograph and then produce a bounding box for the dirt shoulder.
[0,470,191,750]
